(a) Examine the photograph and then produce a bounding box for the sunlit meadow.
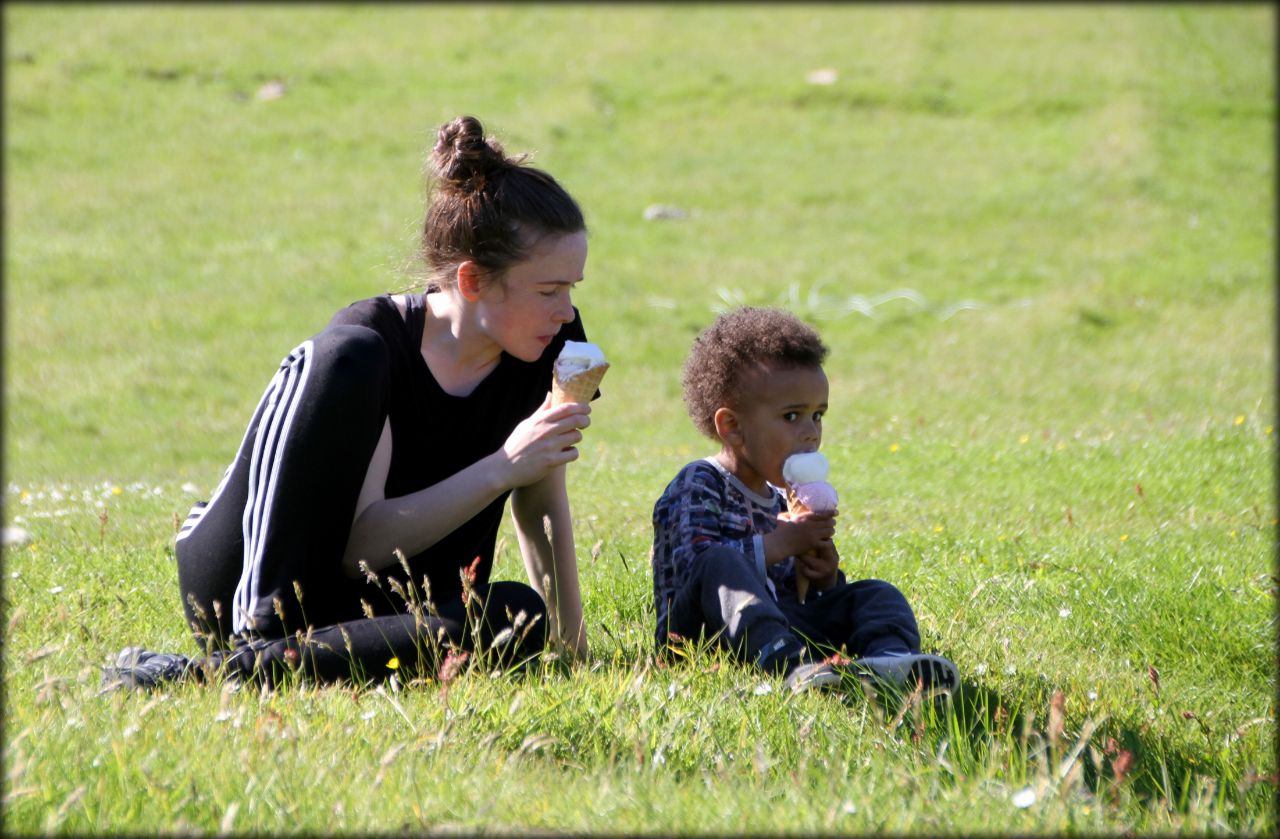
[4,4,1274,834]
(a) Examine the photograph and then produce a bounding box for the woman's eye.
[783,412,798,422]
[813,412,824,423]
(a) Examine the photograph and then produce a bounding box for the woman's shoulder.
[328,293,427,346]
[328,293,399,328]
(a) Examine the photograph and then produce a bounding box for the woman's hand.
[499,394,591,489]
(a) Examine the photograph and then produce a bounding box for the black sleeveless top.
[328,292,592,606]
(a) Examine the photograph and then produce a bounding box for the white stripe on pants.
[233,340,313,634]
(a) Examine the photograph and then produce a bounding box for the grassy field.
[4,3,1275,834]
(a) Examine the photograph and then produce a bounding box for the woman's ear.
[456,261,484,302]
[713,407,741,447]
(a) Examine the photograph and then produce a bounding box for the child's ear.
[456,261,484,302]
[713,407,742,446]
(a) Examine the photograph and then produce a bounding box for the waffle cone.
[785,487,812,604]
[551,362,609,406]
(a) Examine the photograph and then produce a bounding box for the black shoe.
[101,646,196,690]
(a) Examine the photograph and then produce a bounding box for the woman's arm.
[510,465,588,658]
[341,397,590,578]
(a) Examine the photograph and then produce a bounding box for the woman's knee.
[310,325,390,402]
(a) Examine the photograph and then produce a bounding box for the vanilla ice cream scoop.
[783,452,829,484]
[554,340,607,376]
[550,340,609,406]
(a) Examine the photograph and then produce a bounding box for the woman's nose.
[554,294,575,323]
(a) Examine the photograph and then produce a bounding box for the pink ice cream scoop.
[791,480,838,512]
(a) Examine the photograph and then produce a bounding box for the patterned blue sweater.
[650,457,802,645]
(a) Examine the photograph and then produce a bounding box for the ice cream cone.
[551,362,609,406]
[785,487,813,604]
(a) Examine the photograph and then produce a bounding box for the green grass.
[4,3,1275,834]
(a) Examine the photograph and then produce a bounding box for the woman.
[107,115,596,688]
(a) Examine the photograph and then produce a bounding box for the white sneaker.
[851,652,958,691]
[783,661,843,693]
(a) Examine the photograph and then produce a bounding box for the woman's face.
[475,231,588,362]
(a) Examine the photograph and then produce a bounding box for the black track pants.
[174,324,547,680]
[208,580,548,687]
[176,324,390,642]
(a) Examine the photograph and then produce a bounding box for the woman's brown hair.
[421,115,585,291]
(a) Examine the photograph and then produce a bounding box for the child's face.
[719,363,828,490]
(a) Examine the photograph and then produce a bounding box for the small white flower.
[974,662,988,676]
[49,585,64,594]
[2,526,31,547]
[753,682,774,696]
[643,204,689,221]
[1012,787,1036,808]
[1004,664,1017,675]
[805,68,839,85]
[1059,608,1071,618]
[182,482,200,494]
[1087,690,1098,701]
[360,710,376,721]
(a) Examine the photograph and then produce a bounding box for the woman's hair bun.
[432,115,511,188]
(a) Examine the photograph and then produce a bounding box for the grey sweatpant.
[661,545,921,672]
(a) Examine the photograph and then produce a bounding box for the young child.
[650,306,958,693]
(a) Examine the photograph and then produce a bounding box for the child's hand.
[764,510,836,565]
[797,541,840,593]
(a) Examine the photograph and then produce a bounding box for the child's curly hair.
[682,306,829,440]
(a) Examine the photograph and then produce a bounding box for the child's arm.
[657,465,774,585]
